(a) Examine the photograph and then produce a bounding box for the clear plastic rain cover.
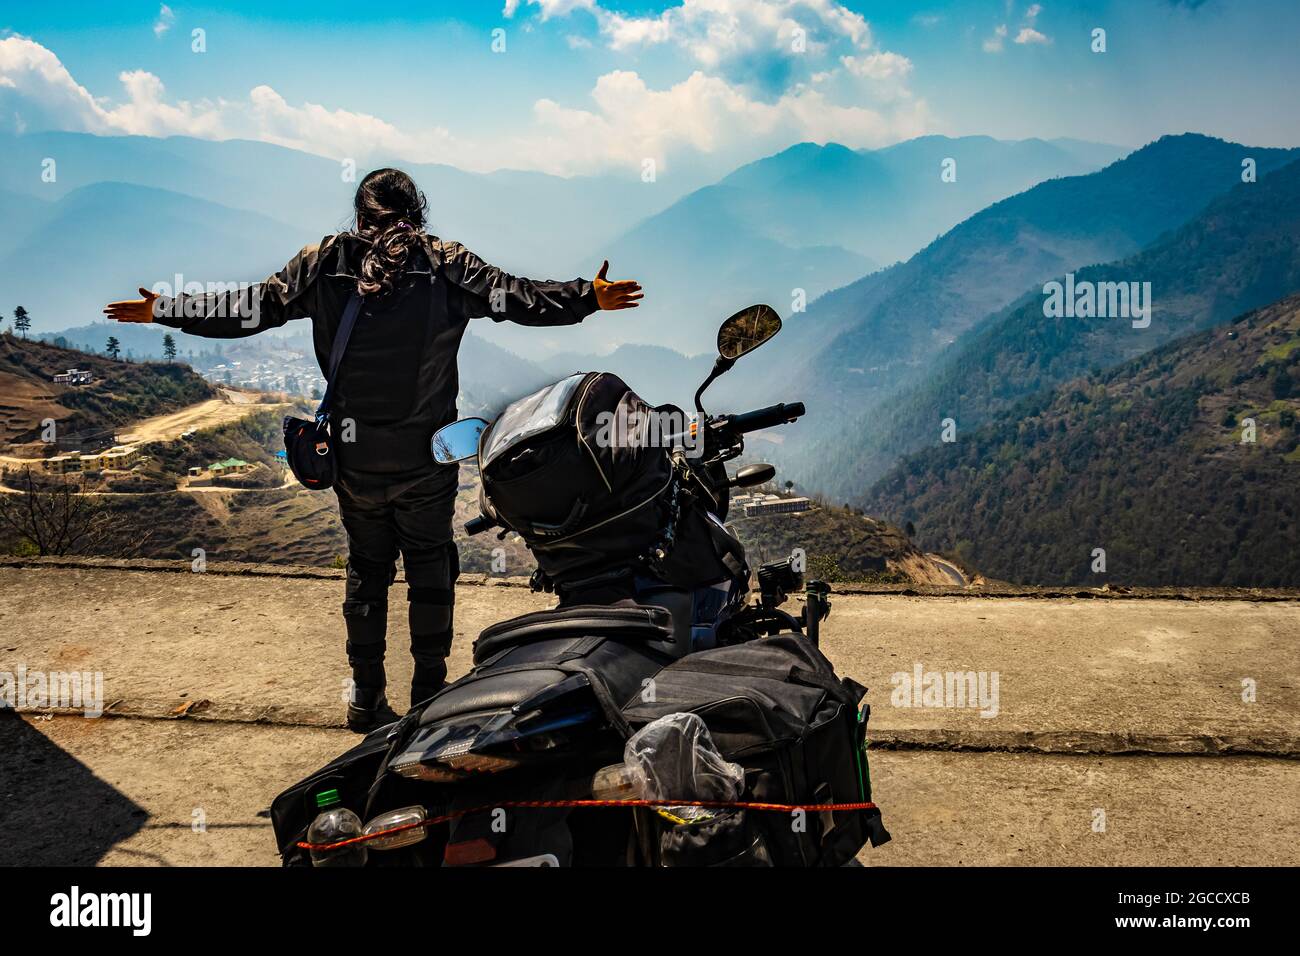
[480,372,585,469]
[624,712,745,822]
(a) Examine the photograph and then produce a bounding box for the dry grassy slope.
[0,336,954,583]
[90,471,523,572]
[0,339,78,446]
[0,332,214,448]
[96,468,943,584]
[729,503,948,583]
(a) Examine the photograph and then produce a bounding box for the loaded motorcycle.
[271,306,889,867]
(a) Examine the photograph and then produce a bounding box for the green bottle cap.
[315,789,342,809]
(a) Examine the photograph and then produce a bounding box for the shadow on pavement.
[0,712,148,865]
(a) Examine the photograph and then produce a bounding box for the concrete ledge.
[0,555,533,588]
[3,555,1298,599]
[830,581,1300,601]
[4,563,1296,754]
[869,727,1300,759]
[10,708,1299,759]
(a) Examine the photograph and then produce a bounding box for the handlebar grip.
[728,402,805,434]
[465,514,496,536]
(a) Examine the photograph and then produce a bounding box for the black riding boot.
[407,542,458,708]
[409,621,453,708]
[343,586,398,733]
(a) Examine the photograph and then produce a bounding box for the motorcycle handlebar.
[465,514,496,536]
[722,401,806,435]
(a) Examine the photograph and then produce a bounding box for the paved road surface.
[1,562,1296,866]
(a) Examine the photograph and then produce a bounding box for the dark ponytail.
[352,168,428,297]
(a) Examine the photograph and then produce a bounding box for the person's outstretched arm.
[437,240,642,326]
[103,242,326,338]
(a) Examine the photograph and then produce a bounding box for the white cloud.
[107,69,227,137]
[503,0,597,18]
[245,84,462,162]
[0,33,929,177]
[0,35,460,159]
[840,51,913,80]
[0,35,153,134]
[839,51,914,102]
[983,24,1008,53]
[508,0,881,93]
[985,4,1050,51]
[521,68,927,175]
[1014,27,1050,45]
[153,5,176,39]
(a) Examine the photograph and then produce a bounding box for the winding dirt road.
[116,389,286,445]
[0,389,287,486]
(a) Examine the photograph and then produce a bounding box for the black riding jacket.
[154,233,598,479]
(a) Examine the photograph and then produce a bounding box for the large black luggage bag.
[622,634,890,867]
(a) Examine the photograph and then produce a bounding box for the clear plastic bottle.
[307,789,368,867]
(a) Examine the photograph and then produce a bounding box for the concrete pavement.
[1,559,1297,866]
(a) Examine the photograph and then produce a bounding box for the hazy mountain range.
[776,134,1300,498]
[518,134,1123,357]
[5,127,1300,586]
[0,129,1117,356]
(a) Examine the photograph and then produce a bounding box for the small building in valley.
[52,368,94,386]
[742,494,813,517]
[77,446,139,472]
[209,458,251,476]
[39,452,83,475]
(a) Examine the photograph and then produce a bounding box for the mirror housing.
[696,305,783,416]
[718,305,781,360]
[431,417,489,464]
[731,463,775,488]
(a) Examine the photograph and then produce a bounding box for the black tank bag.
[479,372,736,588]
[622,634,890,867]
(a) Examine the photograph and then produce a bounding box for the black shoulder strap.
[316,291,363,421]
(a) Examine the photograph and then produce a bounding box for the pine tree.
[106,336,122,360]
[14,306,31,339]
[163,333,177,363]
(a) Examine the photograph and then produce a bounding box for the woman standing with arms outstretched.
[105,168,642,731]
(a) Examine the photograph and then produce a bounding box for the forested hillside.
[814,154,1300,501]
[869,294,1300,586]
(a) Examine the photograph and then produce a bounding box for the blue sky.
[2,1,1298,179]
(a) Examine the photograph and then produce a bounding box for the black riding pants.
[335,465,460,693]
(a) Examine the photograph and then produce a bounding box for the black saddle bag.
[622,633,890,867]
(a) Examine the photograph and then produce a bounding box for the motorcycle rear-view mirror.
[431,417,489,465]
[718,304,781,361]
[695,305,783,415]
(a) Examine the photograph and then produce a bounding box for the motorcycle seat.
[418,667,569,723]
[472,603,676,664]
